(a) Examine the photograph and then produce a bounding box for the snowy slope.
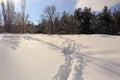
[0,34,120,80]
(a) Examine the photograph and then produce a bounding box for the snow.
[0,34,120,80]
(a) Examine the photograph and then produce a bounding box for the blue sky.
[14,0,120,24]
[24,0,76,24]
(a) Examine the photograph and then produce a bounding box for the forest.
[0,0,120,35]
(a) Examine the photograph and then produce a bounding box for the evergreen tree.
[96,6,113,34]
[112,8,120,35]
[74,8,82,33]
[74,7,93,34]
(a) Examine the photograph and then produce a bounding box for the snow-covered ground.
[0,34,120,80]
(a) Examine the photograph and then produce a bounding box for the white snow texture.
[0,34,120,80]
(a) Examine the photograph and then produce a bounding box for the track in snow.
[53,36,90,80]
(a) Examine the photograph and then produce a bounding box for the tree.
[74,7,93,34]
[96,6,113,34]
[53,17,60,34]
[60,11,69,34]
[21,0,26,33]
[112,8,120,35]
[0,0,28,33]
[1,0,15,32]
[60,11,79,34]
[42,5,57,34]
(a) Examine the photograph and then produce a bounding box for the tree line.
[0,2,120,35]
[37,5,120,35]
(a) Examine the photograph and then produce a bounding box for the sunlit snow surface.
[0,34,120,80]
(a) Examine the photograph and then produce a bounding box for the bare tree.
[1,0,15,32]
[1,0,7,31]
[0,13,4,32]
[43,5,57,34]
[21,0,26,33]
